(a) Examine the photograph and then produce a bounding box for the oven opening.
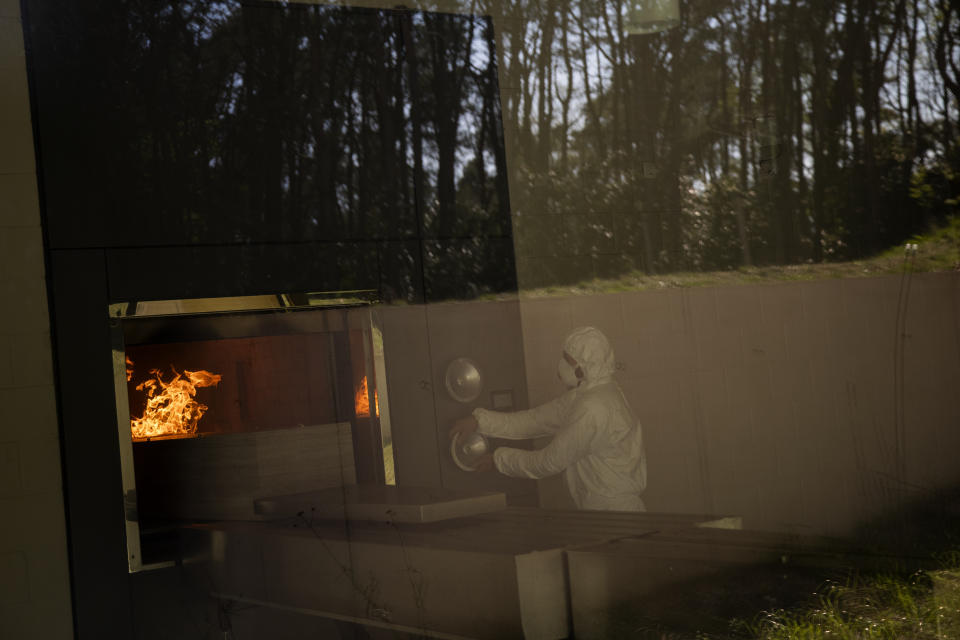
[110,293,395,571]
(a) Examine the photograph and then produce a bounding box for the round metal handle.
[444,357,483,403]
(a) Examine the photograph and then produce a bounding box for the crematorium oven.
[109,293,394,572]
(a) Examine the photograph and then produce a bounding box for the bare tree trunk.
[736,0,757,266]
[934,2,960,131]
[401,13,426,241]
[720,21,730,174]
[484,21,512,222]
[577,0,604,170]
[536,0,556,172]
[558,4,573,173]
[810,10,828,262]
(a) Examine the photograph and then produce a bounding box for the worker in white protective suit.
[449,326,647,511]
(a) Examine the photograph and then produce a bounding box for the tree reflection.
[29,1,515,302]
[27,0,960,295]
[493,0,960,281]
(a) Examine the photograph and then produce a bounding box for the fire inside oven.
[109,294,394,571]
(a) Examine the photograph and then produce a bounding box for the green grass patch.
[734,565,960,640]
[732,491,960,640]
[593,488,960,639]
[517,216,960,299]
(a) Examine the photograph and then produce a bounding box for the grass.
[735,565,960,640]
[596,487,960,639]
[730,492,960,640]
[565,555,960,640]
[516,216,960,299]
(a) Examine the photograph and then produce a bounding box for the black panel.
[104,242,380,303]
[48,250,133,639]
[26,1,513,276]
[28,3,411,248]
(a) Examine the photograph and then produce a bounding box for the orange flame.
[125,357,134,382]
[130,366,222,440]
[355,375,379,418]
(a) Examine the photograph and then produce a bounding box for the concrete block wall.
[0,4,74,637]
[520,273,960,535]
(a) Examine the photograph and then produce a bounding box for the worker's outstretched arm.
[473,390,575,440]
[491,402,596,478]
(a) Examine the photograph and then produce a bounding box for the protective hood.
[562,326,615,383]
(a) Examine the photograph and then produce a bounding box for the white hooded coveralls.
[473,326,647,511]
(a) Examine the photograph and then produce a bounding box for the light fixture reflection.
[625,0,680,35]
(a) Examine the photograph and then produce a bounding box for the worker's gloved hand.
[449,415,479,442]
[474,453,495,473]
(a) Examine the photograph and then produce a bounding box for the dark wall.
[46,251,132,638]
[24,2,518,637]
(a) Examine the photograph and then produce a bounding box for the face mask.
[558,357,581,388]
